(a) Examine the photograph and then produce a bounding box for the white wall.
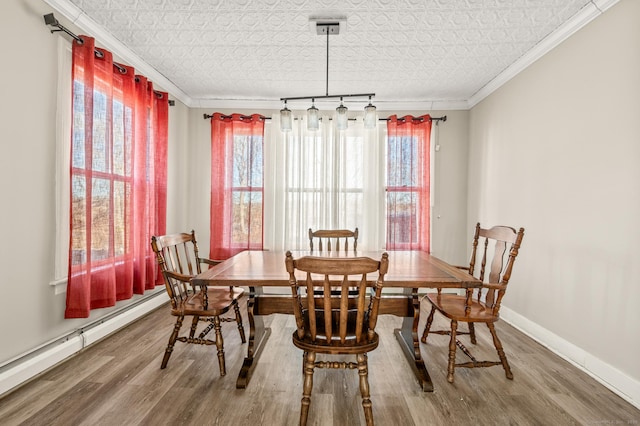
[468,0,639,404]
[0,0,187,367]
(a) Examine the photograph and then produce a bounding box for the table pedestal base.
[394,324,434,392]
[236,289,434,392]
[236,327,271,388]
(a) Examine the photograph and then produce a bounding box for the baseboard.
[500,306,640,409]
[0,292,168,398]
[81,293,168,346]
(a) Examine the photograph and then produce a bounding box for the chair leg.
[161,315,183,369]
[469,322,477,345]
[213,316,226,376]
[447,320,458,383]
[233,302,246,343]
[300,351,315,426]
[357,353,374,426]
[189,315,199,339]
[487,322,513,380]
[421,305,437,343]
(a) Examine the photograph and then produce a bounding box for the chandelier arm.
[280,93,375,102]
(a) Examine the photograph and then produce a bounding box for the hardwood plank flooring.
[1,299,638,425]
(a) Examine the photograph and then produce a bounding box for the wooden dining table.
[192,250,481,392]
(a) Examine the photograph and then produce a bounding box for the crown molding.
[42,0,192,107]
[192,97,470,111]
[467,0,620,108]
[44,0,619,112]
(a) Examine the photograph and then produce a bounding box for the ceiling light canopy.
[280,19,376,132]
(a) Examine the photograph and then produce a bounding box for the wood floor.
[1,298,638,425]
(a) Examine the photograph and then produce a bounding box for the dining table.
[191,249,481,392]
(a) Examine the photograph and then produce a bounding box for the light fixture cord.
[325,27,329,96]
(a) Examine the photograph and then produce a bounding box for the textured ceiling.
[53,0,610,109]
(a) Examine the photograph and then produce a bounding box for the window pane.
[387,136,418,187]
[72,81,86,169]
[113,99,125,176]
[113,180,127,257]
[386,191,417,244]
[337,191,362,231]
[232,191,262,246]
[248,191,263,246]
[340,136,363,188]
[249,135,263,187]
[92,91,108,173]
[91,178,111,261]
[71,175,87,265]
[233,135,263,187]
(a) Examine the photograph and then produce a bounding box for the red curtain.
[386,115,432,252]
[65,36,168,318]
[210,113,265,259]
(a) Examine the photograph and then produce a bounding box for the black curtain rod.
[204,114,271,120]
[43,13,174,106]
[43,13,82,43]
[382,115,447,122]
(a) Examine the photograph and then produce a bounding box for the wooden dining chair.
[285,251,389,426]
[151,231,245,376]
[308,228,358,251]
[308,228,360,296]
[420,223,525,383]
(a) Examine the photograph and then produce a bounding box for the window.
[284,127,364,232]
[264,114,384,251]
[70,82,131,265]
[52,37,73,293]
[230,132,263,247]
[64,36,168,318]
[385,115,432,251]
[209,113,265,259]
[239,113,433,253]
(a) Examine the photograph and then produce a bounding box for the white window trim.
[50,37,72,294]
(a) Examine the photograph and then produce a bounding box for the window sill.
[49,278,67,295]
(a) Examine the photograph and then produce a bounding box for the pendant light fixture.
[280,100,292,132]
[280,19,375,132]
[335,97,348,130]
[307,99,319,131]
[363,95,377,129]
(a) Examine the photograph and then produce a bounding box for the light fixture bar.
[280,93,375,102]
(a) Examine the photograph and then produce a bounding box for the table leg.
[236,287,271,389]
[393,288,434,392]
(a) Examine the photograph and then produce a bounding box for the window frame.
[51,37,72,294]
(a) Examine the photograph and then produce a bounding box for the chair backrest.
[467,223,525,313]
[308,228,358,252]
[286,251,388,346]
[151,231,203,307]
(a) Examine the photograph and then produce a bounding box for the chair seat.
[425,293,498,323]
[174,287,244,316]
[292,330,379,354]
[293,309,378,353]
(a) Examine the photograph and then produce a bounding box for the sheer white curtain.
[264,111,385,251]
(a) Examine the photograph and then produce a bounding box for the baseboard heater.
[0,291,168,398]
